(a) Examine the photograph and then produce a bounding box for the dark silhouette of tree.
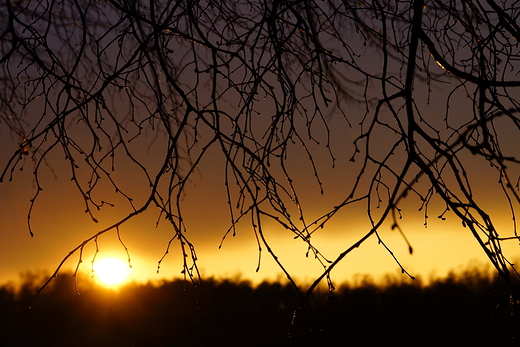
[2,0,520,337]
[0,269,516,346]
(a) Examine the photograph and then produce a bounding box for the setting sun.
[92,257,131,287]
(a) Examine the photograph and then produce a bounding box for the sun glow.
[93,257,131,287]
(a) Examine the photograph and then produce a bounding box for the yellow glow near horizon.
[92,257,131,287]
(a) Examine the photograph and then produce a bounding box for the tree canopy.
[1,0,520,307]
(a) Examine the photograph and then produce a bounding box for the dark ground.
[0,267,518,346]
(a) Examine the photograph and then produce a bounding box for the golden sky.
[1,108,518,287]
[1,2,520,289]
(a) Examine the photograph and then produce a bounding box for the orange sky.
[1,110,518,288]
[1,28,519,289]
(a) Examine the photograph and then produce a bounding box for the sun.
[93,257,131,287]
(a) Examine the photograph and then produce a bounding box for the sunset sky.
[1,95,517,288]
[2,0,520,292]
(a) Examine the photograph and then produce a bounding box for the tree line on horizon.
[0,266,517,346]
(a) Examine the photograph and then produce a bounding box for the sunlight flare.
[93,257,131,287]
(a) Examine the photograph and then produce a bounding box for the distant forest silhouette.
[1,266,518,346]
